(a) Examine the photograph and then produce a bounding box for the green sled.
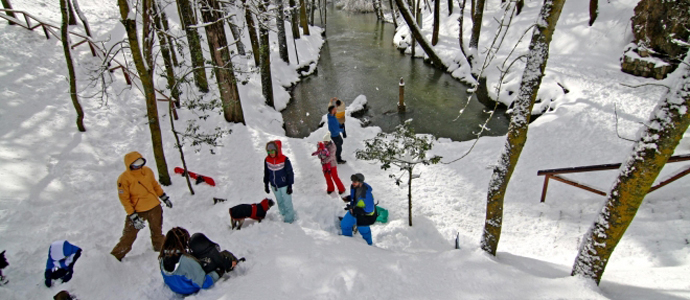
[376,206,389,223]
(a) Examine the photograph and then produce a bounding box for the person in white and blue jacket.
[44,240,81,287]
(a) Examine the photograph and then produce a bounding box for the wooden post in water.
[398,77,406,113]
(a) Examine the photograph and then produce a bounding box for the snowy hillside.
[0,0,688,299]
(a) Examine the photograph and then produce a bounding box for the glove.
[129,213,146,230]
[264,184,270,194]
[62,270,73,283]
[286,185,293,195]
[45,278,52,287]
[341,195,351,202]
[160,193,173,208]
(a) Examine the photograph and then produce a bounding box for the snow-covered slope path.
[1,0,689,299]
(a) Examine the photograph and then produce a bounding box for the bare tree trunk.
[588,0,597,26]
[299,0,310,35]
[1,0,16,25]
[480,0,566,256]
[168,94,195,195]
[572,52,690,285]
[411,0,416,57]
[228,15,246,56]
[152,0,180,108]
[468,0,485,77]
[157,2,180,66]
[177,0,209,92]
[70,0,96,56]
[309,0,315,25]
[407,168,413,226]
[276,0,290,63]
[60,0,85,132]
[447,0,452,15]
[394,0,446,69]
[118,0,172,185]
[516,0,524,15]
[389,0,398,28]
[289,0,301,39]
[432,0,440,45]
[66,0,77,25]
[243,0,261,66]
[258,0,275,107]
[458,0,467,58]
[199,0,246,123]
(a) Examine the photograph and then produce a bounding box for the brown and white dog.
[229,198,275,230]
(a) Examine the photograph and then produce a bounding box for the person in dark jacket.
[159,227,238,295]
[327,106,346,164]
[340,173,376,245]
[45,240,81,287]
[263,140,295,223]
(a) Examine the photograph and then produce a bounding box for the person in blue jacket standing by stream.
[328,105,346,164]
[263,140,295,223]
[341,173,377,245]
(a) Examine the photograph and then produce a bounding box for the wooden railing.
[0,8,178,119]
[537,154,690,202]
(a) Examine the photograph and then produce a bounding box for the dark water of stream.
[282,7,509,141]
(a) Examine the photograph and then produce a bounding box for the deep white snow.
[0,0,688,299]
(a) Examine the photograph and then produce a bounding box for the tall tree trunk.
[152,0,180,108]
[199,0,246,123]
[276,0,290,63]
[177,0,209,92]
[447,0,452,15]
[243,0,261,66]
[432,0,440,45]
[228,15,247,56]
[588,0,598,26]
[480,0,566,256]
[60,0,85,132]
[572,52,690,285]
[258,0,275,107]
[157,2,180,66]
[407,168,413,226]
[71,0,96,56]
[168,94,195,195]
[458,0,467,58]
[389,0,398,28]
[394,0,446,69]
[118,0,172,185]
[66,0,77,25]
[309,0,316,25]
[1,0,16,25]
[410,0,416,57]
[289,0,301,39]
[468,0,485,77]
[299,0,310,35]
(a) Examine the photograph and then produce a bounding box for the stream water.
[282,7,509,141]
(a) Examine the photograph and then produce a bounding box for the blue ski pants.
[341,211,372,245]
[272,186,295,223]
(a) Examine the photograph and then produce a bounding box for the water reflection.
[283,7,509,141]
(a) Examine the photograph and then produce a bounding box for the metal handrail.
[537,153,690,202]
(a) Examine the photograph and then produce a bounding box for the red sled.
[174,167,216,186]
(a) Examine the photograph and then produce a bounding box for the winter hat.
[351,173,365,183]
[266,143,277,151]
[323,133,331,142]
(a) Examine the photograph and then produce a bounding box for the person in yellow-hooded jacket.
[111,151,173,261]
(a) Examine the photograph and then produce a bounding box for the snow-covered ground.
[0,0,688,299]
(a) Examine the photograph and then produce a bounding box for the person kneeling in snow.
[45,240,81,287]
[159,227,239,295]
[340,173,377,245]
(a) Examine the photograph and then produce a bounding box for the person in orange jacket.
[111,151,173,261]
